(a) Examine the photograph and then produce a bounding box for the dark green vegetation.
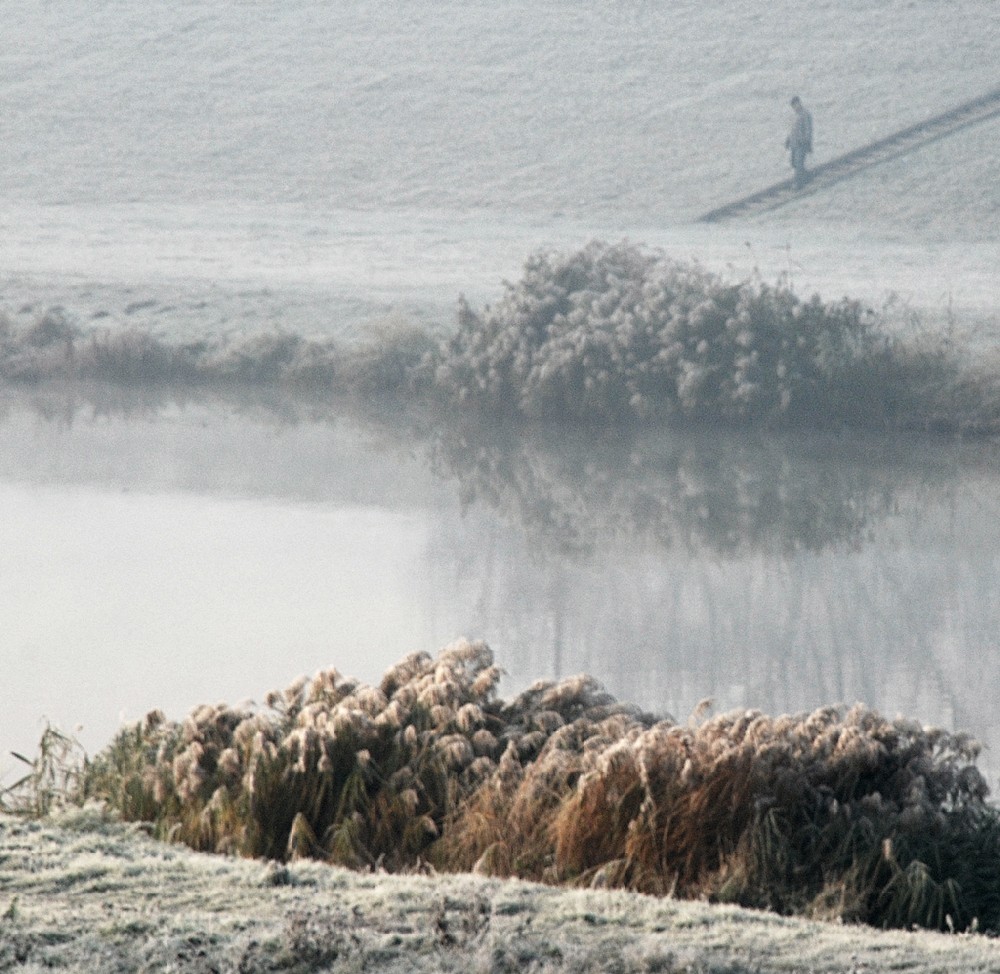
[18,643,995,936]
[3,242,998,434]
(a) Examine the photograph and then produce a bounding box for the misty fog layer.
[3,391,999,787]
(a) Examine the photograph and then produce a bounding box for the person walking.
[785,96,813,188]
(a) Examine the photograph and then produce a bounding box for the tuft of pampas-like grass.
[71,640,1000,935]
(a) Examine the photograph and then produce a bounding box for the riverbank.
[1,808,996,973]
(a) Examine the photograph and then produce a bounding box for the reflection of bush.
[0,379,942,557]
[430,241,951,428]
[77,642,1000,935]
[428,421,910,555]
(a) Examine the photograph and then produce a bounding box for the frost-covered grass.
[6,0,1000,237]
[51,642,1000,937]
[5,242,1000,436]
[0,308,435,397]
[6,809,1000,974]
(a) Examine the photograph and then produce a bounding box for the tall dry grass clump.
[79,643,1000,934]
[471,705,1000,932]
[85,640,504,867]
[435,696,1000,933]
[1,723,86,818]
[82,640,636,869]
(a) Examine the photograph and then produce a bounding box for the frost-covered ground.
[1,0,998,343]
[3,810,1000,974]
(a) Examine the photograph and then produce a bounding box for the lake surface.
[3,388,1000,789]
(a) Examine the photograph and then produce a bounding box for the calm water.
[3,389,1000,787]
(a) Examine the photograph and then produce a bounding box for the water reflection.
[2,388,1000,786]
[428,421,917,556]
[427,414,1000,791]
[424,421,1000,773]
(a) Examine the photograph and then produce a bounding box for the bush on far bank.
[3,241,998,434]
[428,241,964,431]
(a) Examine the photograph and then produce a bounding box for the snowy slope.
[0,0,998,338]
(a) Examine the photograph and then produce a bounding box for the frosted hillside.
[1,0,998,339]
[7,812,1000,974]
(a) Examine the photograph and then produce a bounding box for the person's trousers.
[790,147,808,186]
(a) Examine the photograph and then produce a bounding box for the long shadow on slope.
[700,86,1000,222]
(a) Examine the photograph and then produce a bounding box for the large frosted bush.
[432,241,913,427]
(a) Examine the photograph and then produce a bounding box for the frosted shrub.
[338,323,437,396]
[0,310,77,381]
[80,327,196,384]
[201,332,335,386]
[431,241,934,428]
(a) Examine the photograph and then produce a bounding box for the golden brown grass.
[68,641,1000,935]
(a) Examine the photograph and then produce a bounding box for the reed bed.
[4,242,1000,434]
[0,309,433,397]
[71,641,1000,935]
